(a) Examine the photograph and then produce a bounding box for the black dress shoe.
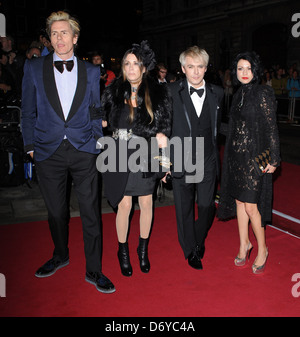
[188,251,203,270]
[196,244,205,259]
[35,257,69,278]
[85,271,116,294]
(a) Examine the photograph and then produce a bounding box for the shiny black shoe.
[188,251,203,270]
[35,257,69,278]
[85,271,116,294]
[196,244,205,259]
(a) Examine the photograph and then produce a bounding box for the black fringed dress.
[100,77,172,209]
[217,82,280,225]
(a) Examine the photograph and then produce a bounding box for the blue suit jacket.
[21,52,103,162]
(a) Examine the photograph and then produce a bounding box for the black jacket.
[101,75,172,139]
[168,78,224,178]
[100,75,172,208]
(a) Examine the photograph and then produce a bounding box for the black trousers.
[172,154,217,259]
[35,140,102,272]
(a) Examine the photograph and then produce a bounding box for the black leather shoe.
[35,257,69,278]
[188,251,203,270]
[196,244,205,259]
[85,272,116,294]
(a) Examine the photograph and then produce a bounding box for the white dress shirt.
[188,79,206,117]
[53,53,78,121]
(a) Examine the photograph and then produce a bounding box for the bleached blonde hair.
[179,46,209,67]
[46,11,80,38]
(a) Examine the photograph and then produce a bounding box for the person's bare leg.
[236,200,252,259]
[116,196,132,243]
[244,202,268,269]
[138,194,153,239]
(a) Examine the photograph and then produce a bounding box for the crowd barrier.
[276,95,300,123]
[0,105,26,187]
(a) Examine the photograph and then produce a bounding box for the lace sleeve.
[258,86,281,167]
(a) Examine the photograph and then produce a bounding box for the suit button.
[65,124,68,128]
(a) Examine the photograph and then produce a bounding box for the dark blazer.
[21,52,103,162]
[169,78,224,179]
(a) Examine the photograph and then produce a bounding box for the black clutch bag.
[253,148,271,176]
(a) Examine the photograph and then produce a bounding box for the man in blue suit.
[21,11,115,293]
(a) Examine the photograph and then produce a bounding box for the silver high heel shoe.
[234,242,253,267]
[252,248,269,274]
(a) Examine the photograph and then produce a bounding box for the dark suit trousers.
[35,140,102,272]
[172,154,217,259]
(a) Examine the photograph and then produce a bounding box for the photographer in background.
[0,62,15,107]
[38,29,53,56]
[0,35,24,100]
[25,47,41,60]
[91,51,116,94]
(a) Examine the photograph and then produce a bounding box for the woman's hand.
[156,133,167,148]
[263,164,276,174]
[162,172,171,183]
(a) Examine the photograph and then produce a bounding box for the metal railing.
[276,96,300,124]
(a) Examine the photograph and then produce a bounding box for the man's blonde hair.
[46,11,80,38]
[179,46,209,67]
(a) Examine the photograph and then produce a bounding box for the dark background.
[1,0,142,64]
[1,0,299,82]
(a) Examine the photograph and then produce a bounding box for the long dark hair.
[121,49,154,124]
[231,51,264,86]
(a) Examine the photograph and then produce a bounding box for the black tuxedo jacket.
[168,78,224,179]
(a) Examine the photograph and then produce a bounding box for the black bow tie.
[54,60,74,73]
[190,87,204,98]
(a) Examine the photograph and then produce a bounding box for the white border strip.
[271,209,300,239]
[272,209,300,224]
[268,225,300,239]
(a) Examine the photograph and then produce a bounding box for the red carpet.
[0,205,299,317]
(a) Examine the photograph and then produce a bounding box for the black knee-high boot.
[137,237,150,273]
[118,242,132,277]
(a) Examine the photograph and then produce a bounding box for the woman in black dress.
[100,41,172,276]
[217,51,280,274]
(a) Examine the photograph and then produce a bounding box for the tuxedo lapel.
[178,80,192,135]
[43,54,87,122]
[66,58,87,122]
[205,83,219,139]
[43,52,64,121]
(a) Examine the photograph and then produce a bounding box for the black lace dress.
[217,82,280,225]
